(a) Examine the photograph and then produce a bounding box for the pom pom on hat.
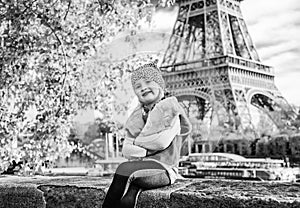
[131,60,165,90]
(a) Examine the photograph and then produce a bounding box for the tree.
[0,0,175,174]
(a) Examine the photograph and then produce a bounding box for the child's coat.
[123,97,192,174]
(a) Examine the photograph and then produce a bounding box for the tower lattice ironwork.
[161,0,295,136]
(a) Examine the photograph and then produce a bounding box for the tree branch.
[63,0,72,20]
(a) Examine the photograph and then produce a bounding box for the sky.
[241,0,300,107]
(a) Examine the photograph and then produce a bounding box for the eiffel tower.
[161,0,295,137]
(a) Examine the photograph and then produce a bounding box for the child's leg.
[102,160,166,208]
[102,161,137,208]
[120,164,171,208]
[130,169,171,189]
[101,173,129,208]
[118,184,141,208]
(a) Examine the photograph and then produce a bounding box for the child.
[102,60,192,208]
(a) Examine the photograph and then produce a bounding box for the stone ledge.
[0,176,300,208]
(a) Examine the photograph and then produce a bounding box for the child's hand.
[122,138,147,158]
[123,137,135,145]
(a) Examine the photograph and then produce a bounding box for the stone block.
[0,176,300,208]
[38,185,105,208]
[0,184,45,208]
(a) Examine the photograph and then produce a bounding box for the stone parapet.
[0,176,300,208]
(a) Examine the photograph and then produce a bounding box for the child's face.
[133,79,162,105]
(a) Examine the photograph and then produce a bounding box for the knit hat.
[131,60,165,90]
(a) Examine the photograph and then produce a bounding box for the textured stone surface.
[0,176,300,208]
[138,179,300,208]
[38,185,105,208]
[0,183,45,208]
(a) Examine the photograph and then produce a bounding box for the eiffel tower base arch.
[163,61,296,154]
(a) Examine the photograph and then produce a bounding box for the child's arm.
[134,115,181,151]
[121,130,147,159]
[138,97,181,137]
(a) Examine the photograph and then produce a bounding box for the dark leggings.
[102,160,171,208]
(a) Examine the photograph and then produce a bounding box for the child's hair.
[131,59,165,90]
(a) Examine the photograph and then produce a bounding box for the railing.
[161,55,274,75]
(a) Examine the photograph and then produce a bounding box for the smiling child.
[102,60,192,208]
